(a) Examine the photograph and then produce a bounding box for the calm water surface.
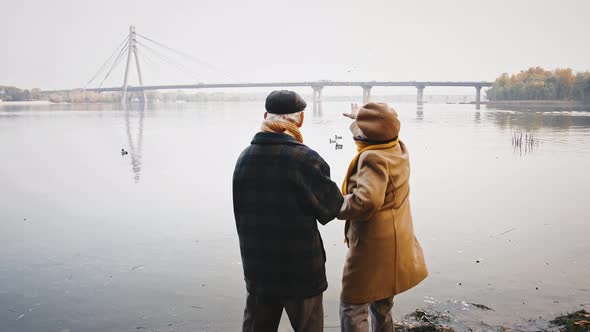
[0,101,589,331]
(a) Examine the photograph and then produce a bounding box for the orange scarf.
[341,139,399,194]
[260,119,304,143]
[341,138,399,246]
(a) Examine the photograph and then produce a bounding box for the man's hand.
[343,103,360,119]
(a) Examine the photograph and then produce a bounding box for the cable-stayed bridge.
[44,26,493,108]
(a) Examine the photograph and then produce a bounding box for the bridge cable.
[135,33,237,82]
[135,33,222,73]
[137,44,183,81]
[140,44,203,83]
[85,36,129,89]
[98,42,129,88]
[98,41,130,88]
[136,41,203,83]
[139,48,155,67]
[136,41,189,73]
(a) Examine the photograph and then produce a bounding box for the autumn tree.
[487,67,590,102]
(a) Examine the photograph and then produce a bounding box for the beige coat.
[339,140,428,304]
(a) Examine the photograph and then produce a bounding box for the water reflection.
[1,102,589,331]
[416,105,424,120]
[312,101,323,118]
[124,104,145,183]
[485,108,590,131]
[474,110,481,123]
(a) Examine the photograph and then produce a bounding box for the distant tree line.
[47,90,267,103]
[45,90,261,103]
[1,86,131,103]
[45,90,121,103]
[1,86,264,103]
[0,86,42,101]
[486,67,590,102]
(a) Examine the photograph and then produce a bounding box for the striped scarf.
[260,119,304,143]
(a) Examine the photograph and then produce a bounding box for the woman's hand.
[343,103,360,119]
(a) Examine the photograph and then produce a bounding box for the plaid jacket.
[233,132,343,298]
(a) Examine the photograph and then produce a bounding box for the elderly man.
[233,90,344,332]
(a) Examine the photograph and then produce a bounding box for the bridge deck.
[44,81,493,93]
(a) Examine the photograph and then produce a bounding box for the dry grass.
[512,130,539,155]
[550,310,590,332]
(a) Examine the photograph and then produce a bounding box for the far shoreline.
[0,100,55,106]
[487,100,590,111]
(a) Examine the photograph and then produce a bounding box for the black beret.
[265,90,307,114]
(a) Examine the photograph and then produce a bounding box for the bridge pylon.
[122,26,146,104]
[475,85,482,110]
[416,84,425,106]
[362,85,372,104]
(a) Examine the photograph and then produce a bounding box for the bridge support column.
[312,86,323,117]
[416,85,425,106]
[362,86,372,104]
[122,26,146,105]
[312,86,323,104]
[475,86,482,110]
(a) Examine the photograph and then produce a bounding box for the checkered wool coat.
[233,132,343,298]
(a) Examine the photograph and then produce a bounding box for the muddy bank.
[549,310,590,332]
[394,301,589,332]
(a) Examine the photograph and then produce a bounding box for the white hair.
[266,111,303,124]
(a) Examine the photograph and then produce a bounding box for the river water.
[0,101,589,331]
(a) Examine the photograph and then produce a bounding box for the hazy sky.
[1,0,589,90]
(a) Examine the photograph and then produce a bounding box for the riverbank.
[395,304,589,332]
[487,100,590,111]
[0,100,55,106]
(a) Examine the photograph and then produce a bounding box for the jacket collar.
[251,132,304,146]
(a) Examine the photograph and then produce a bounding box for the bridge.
[44,26,493,109]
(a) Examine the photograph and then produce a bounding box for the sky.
[1,0,589,90]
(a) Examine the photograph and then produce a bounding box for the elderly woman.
[338,102,428,332]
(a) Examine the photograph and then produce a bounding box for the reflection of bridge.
[43,26,493,109]
[124,105,144,183]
